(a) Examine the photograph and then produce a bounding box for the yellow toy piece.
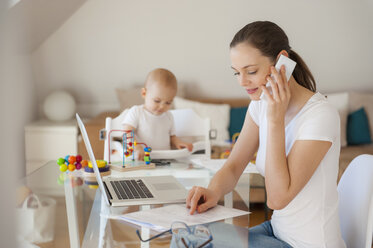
[220,150,231,159]
[250,152,257,164]
[88,160,107,168]
[219,132,257,163]
[232,133,240,143]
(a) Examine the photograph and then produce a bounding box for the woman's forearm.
[207,165,238,199]
[265,121,291,209]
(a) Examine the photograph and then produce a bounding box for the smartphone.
[260,55,297,100]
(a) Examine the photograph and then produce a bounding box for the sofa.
[78,89,373,203]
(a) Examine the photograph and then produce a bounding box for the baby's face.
[142,83,177,116]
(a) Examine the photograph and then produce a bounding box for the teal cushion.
[347,107,372,145]
[229,107,248,140]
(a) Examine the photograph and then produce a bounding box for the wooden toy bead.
[64,155,70,162]
[57,158,65,165]
[60,164,68,172]
[76,154,82,163]
[81,160,88,167]
[68,163,76,171]
[68,156,76,164]
[75,163,82,170]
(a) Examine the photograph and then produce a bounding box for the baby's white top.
[122,105,176,150]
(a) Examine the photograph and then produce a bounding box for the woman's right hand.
[186,186,220,215]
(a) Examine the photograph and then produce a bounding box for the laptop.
[76,113,188,207]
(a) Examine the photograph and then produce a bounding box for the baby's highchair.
[103,108,211,164]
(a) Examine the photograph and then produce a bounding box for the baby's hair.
[145,68,177,90]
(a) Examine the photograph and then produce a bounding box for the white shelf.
[25,119,78,174]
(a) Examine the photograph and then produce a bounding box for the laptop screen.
[76,113,111,205]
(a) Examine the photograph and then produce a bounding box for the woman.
[186,21,346,247]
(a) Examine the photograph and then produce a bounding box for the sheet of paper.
[191,159,259,174]
[116,204,249,231]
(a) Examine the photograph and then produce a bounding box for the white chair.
[103,109,129,163]
[338,154,373,248]
[103,108,211,163]
[170,108,211,159]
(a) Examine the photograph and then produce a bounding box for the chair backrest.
[338,154,373,248]
[103,109,129,163]
[170,108,211,159]
[103,108,211,163]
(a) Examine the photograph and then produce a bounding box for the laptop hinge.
[103,181,113,200]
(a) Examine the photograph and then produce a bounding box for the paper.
[117,204,249,231]
[150,141,205,159]
[191,159,259,174]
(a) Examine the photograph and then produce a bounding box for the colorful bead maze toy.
[107,129,155,171]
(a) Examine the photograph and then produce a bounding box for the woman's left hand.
[261,65,291,124]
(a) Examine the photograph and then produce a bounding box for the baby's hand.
[176,142,193,152]
[135,147,145,161]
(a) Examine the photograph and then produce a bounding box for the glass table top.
[17,160,249,248]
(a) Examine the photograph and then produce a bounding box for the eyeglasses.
[136,221,213,248]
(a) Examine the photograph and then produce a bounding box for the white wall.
[32,0,373,117]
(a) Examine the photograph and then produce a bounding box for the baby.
[122,68,193,160]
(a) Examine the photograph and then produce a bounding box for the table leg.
[99,194,114,248]
[141,205,151,248]
[224,192,233,224]
[64,180,80,248]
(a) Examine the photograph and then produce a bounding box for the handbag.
[16,194,57,243]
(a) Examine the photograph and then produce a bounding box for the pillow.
[347,107,372,145]
[116,84,187,111]
[173,97,231,142]
[326,92,349,147]
[348,92,373,141]
[229,107,248,139]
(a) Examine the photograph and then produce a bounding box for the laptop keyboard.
[110,179,154,200]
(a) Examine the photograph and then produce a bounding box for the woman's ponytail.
[289,50,316,92]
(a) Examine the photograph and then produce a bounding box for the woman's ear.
[276,50,289,60]
[141,87,146,99]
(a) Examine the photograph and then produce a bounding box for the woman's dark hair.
[230,21,316,92]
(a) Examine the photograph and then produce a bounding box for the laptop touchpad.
[153,183,181,190]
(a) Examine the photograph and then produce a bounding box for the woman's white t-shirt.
[249,93,346,248]
[122,105,176,150]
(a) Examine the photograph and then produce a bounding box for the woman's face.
[230,43,274,101]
